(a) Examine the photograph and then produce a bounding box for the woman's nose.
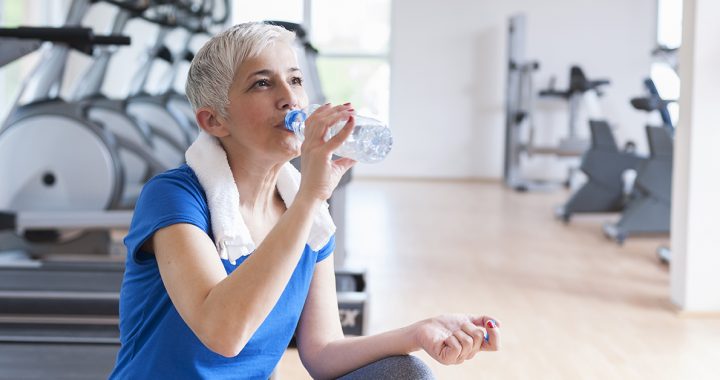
[277,81,299,110]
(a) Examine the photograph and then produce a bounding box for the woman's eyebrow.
[246,67,301,80]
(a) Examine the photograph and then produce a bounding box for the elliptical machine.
[0,21,137,380]
[123,5,213,151]
[0,0,185,258]
[71,0,184,186]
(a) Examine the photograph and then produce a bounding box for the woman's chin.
[277,139,301,160]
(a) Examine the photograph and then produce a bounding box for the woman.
[109,22,500,379]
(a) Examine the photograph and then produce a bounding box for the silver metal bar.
[128,27,170,97]
[15,211,133,232]
[0,315,118,325]
[0,336,119,344]
[0,291,118,300]
[70,9,132,100]
[64,0,92,26]
[14,45,70,105]
[569,93,580,138]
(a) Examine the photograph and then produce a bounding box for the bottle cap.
[284,109,308,132]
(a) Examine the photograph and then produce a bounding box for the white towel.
[185,131,336,264]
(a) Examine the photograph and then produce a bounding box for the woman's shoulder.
[134,164,209,219]
[151,163,200,184]
[143,164,205,197]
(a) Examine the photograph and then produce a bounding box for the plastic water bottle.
[284,104,393,163]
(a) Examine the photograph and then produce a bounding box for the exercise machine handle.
[0,27,92,44]
[92,34,131,46]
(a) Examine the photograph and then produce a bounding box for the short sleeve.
[124,169,210,265]
[315,235,335,263]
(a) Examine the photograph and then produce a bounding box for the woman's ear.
[196,107,230,137]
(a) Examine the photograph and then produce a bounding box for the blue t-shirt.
[109,164,334,380]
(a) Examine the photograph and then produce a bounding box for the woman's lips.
[275,122,293,132]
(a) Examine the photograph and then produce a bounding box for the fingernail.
[484,332,489,342]
[348,109,355,112]
[343,102,351,106]
[486,320,496,329]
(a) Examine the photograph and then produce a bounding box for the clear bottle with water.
[284,104,393,163]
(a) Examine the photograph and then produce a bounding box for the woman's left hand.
[413,314,501,365]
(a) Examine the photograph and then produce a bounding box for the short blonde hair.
[185,22,296,119]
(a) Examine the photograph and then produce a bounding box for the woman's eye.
[254,79,270,88]
[291,77,303,86]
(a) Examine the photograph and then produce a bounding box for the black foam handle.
[92,34,131,46]
[0,27,130,47]
[0,27,93,44]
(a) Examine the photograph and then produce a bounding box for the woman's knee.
[338,355,435,380]
[383,355,434,379]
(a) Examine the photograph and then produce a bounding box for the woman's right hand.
[413,314,501,365]
[297,103,357,202]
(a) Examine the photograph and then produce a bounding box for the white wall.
[356,0,656,179]
[671,0,720,312]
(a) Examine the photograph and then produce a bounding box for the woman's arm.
[295,257,417,378]
[152,105,357,357]
[296,257,501,379]
[154,193,320,357]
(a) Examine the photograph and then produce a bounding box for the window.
[232,0,304,25]
[311,0,390,121]
[657,0,682,49]
[231,0,391,121]
[652,0,682,125]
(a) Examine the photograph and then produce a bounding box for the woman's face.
[223,41,308,163]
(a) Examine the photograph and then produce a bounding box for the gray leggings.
[336,355,435,380]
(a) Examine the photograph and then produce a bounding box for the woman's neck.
[224,148,285,217]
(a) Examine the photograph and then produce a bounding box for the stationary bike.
[603,79,674,243]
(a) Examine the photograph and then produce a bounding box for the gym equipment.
[335,269,368,336]
[603,79,674,243]
[537,66,610,159]
[0,2,171,214]
[555,121,641,222]
[504,14,610,191]
[288,269,367,348]
[651,45,678,263]
[657,245,671,264]
[503,14,540,191]
[0,20,134,380]
[124,8,207,151]
[0,1,155,261]
[71,0,185,187]
[0,260,123,380]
